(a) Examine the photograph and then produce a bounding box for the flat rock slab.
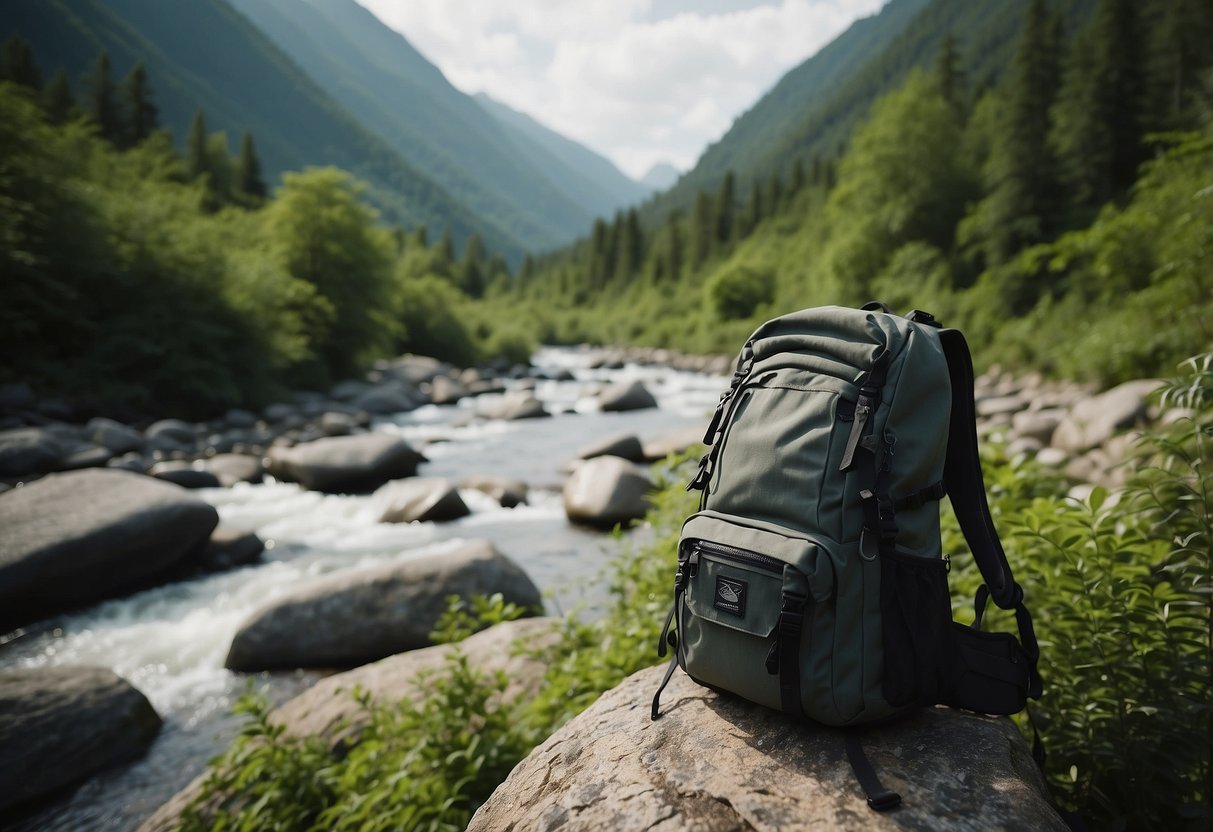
[0,469,219,632]
[225,539,543,671]
[0,666,161,814]
[265,432,426,493]
[468,665,1066,832]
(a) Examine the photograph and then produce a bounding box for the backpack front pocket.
[677,512,834,714]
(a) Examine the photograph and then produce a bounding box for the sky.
[355,0,887,182]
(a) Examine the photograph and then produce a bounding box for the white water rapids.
[0,347,727,831]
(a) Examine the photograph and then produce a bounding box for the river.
[0,346,727,832]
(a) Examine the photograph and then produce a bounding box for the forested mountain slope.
[228,0,645,252]
[0,0,527,258]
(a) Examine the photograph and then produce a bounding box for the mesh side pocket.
[879,549,954,708]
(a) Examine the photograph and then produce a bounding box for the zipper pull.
[839,400,872,471]
[765,638,780,674]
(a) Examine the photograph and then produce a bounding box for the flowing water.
[0,347,727,832]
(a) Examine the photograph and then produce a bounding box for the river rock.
[0,426,63,477]
[138,619,557,832]
[598,380,657,412]
[262,402,298,423]
[468,665,1066,832]
[1051,379,1161,454]
[145,419,196,446]
[375,355,448,386]
[57,441,112,471]
[0,666,161,814]
[0,469,219,632]
[377,477,470,523]
[224,539,542,671]
[264,432,426,493]
[87,417,145,455]
[150,461,222,489]
[577,432,646,463]
[193,528,265,573]
[486,391,549,421]
[563,455,652,529]
[330,379,372,402]
[1011,408,1065,445]
[460,475,528,508]
[353,384,423,415]
[428,375,468,406]
[643,426,706,462]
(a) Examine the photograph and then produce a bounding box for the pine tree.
[767,172,784,211]
[236,131,267,200]
[744,181,764,237]
[436,226,455,270]
[615,208,642,282]
[459,233,486,297]
[1,35,41,89]
[665,215,684,282]
[936,32,964,113]
[186,109,209,181]
[411,224,428,249]
[85,50,120,143]
[40,69,75,125]
[1051,0,1146,212]
[1143,0,1213,127]
[120,62,158,147]
[690,190,715,267]
[716,171,736,245]
[589,218,609,289]
[789,158,806,195]
[971,0,1063,265]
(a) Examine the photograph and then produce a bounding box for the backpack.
[650,303,1043,812]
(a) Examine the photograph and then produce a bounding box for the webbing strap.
[939,329,1020,610]
[777,590,806,717]
[845,733,902,811]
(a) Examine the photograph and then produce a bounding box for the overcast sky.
[355,0,886,181]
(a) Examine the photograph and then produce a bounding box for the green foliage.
[706,264,775,320]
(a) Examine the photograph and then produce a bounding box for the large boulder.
[264,432,426,493]
[0,469,219,632]
[0,666,161,814]
[138,618,557,832]
[376,477,470,523]
[563,455,652,529]
[225,539,542,671]
[468,666,1066,832]
[0,426,63,477]
[1051,379,1161,454]
[598,380,658,412]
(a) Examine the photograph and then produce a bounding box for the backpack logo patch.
[714,576,747,616]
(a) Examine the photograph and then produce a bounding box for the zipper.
[690,540,785,576]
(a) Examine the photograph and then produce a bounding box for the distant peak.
[640,162,681,191]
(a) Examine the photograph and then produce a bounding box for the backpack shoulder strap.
[938,328,1022,610]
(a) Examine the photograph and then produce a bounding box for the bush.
[706,264,775,320]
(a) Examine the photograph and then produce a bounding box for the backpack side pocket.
[878,549,954,708]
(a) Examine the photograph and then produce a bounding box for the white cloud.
[357,0,885,180]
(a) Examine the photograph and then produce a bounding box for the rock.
[485,391,549,421]
[329,380,371,402]
[576,432,646,463]
[1006,436,1043,458]
[460,475,529,508]
[353,384,422,415]
[1051,379,1161,454]
[468,666,1066,832]
[598,380,657,412]
[201,453,264,487]
[224,539,542,671]
[265,433,426,493]
[376,477,470,523]
[57,442,112,471]
[0,666,161,815]
[150,461,222,489]
[374,355,448,386]
[1011,408,1065,445]
[223,408,258,429]
[0,469,219,632]
[87,417,145,455]
[195,528,265,572]
[0,426,63,477]
[145,419,196,446]
[1034,447,1068,467]
[976,394,1026,418]
[643,426,706,462]
[563,455,652,529]
[139,619,558,832]
[430,375,470,406]
[320,410,358,436]
[262,402,298,423]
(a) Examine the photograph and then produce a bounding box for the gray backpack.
[651,303,1042,811]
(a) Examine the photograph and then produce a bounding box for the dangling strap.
[651,555,693,720]
[845,733,902,812]
[939,329,1019,610]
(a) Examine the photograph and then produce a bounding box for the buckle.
[867,791,902,812]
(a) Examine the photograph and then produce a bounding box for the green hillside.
[0,0,527,258]
[227,0,635,253]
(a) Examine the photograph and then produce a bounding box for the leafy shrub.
[706,264,775,320]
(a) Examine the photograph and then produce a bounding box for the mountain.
[640,163,680,192]
[642,0,1096,226]
[473,93,649,218]
[0,0,527,258]
[225,0,638,252]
